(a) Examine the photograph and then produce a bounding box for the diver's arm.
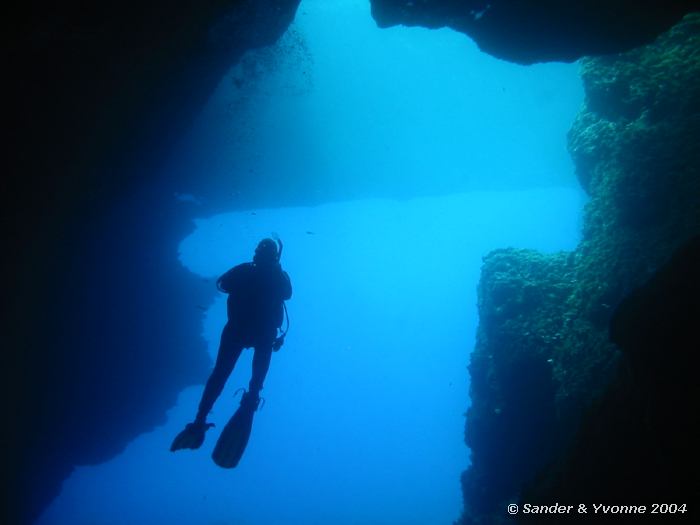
[216,264,244,293]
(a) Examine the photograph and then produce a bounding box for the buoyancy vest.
[217,262,292,338]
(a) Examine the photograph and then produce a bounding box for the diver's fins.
[212,392,260,468]
[170,421,213,452]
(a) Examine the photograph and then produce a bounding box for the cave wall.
[520,235,699,518]
[461,14,700,524]
[369,0,698,64]
[5,2,301,523]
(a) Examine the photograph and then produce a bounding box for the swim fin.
[212,391,260,468]
[170,421,213,452]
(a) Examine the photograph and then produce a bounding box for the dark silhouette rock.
[5,2,300,523]
[370,0,699,64]
[521,235,699,519]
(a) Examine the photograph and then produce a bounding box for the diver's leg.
[195,323,243,423]
[248,343,273,397]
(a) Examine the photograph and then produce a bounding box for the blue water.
[170,0,582,204]
[37,0,584,524]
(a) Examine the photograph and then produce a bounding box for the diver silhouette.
[171,238,292,465]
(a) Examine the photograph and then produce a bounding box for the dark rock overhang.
[370,0,700,64]
[5,2,302,524]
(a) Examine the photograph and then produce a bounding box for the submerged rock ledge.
[461,15,700,524]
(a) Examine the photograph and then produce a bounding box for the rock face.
[461,14,700,524]
[5,2,301,524]
[370,0,699,64]
[464,250,576,520]
[521,235,699,515]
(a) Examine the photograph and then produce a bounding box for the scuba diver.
[171,237,292,467]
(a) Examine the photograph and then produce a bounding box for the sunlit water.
[37,0,585,523]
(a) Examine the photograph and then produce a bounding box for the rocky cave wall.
[519,234,699,521]
[369,0,698,64]
[461,14,700,524]
[5,2,302,523]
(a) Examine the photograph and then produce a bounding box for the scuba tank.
[272,235,289,352]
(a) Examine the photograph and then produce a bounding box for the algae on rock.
[460,14,700,525]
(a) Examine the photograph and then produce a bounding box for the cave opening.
[36,1,586,524]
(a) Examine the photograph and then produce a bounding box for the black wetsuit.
[196,262,292,423]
